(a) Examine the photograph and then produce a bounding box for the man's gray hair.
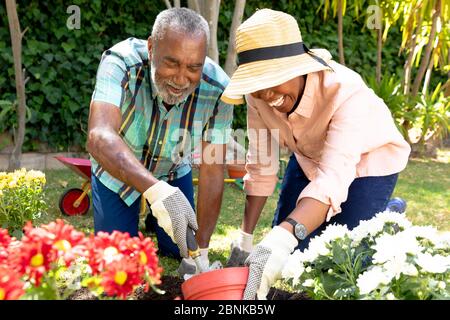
[151,8,210,48]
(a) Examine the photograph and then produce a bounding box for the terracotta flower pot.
[181,267,249,300]
[227,164,246,179]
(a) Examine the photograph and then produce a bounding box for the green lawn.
[39,149,450,276]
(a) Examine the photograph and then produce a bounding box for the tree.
[5,0,28,170]
[199,0,221,63]
[318,0,366,66]
[399,0,448,96]
[411,0,442,96]
[402,3,424,95]
[224,0,246,76]
[337,0,345,65]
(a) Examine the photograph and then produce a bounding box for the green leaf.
[77,56,91,65]
[331,241,347,265]
[320,273,345,298]
[43,54,54,62]
[61,42,76,53]
[41,113,52,124]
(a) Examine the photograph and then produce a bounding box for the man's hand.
[143,181,198,258]
[243,226,298,300]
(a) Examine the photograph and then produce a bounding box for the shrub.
[0,169,47,235]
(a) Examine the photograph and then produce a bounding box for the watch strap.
[284,217,307,241]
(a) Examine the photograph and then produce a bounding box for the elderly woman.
[221,9,410,300]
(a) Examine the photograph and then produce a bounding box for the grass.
[393,148,450,231]
[38,148,449,276]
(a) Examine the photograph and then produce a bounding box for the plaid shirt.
[91,37,233,206]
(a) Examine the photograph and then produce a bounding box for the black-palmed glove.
[143,181,198,258]
[243,226,298,300]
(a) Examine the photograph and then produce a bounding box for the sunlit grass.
[393,149,450,231]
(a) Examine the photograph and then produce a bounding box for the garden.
[1,0,449,301]
[0,152,449,300]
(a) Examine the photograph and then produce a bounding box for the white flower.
[404,225,441,245]
[374,210,412,229]
[372,232,422,264]
[351,218,385,244]
[383,257,418,279]
[302,243,327,262]
[304,224,349,260]
[435,231,450,250]
[301,247,321,263]
[415,253,450,274]
[351,211,411,246]
[438,281,446,290]
[302,279,315,287]
[357,266,393,295]
[386,293,396,300]
[319,224,350,241]
[282,250,305,285]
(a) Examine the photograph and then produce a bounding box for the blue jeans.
[92,171,194,260]
[272,154,398,251]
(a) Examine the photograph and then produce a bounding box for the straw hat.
[221,9,334,105]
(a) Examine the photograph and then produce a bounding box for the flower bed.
[0,220,162,300]
[282,211,450,300]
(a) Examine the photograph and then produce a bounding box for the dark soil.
[68,275,309,300]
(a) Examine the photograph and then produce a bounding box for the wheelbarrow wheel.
[59,188,90,216]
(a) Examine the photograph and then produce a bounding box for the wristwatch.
[284,217,308,241]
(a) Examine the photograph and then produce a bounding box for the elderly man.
[87,8,233,276]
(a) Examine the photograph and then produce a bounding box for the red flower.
[0,229,12,267]
[12,240,52,285]
[0,267,25,300]
[9,222,54,284]
[9,220,89,284]
[101,259,142,299]
[134,233,162,288]
[41,219,88,264]
[0,228,11,247]
[86,231,133,275]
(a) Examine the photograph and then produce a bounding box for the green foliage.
[364,73,418,138]
[0,169,47,235]
[0,99,33,133]
[415,84,450,144]
[0,100,17,132]
[365,73,449,146]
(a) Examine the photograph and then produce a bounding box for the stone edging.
[0,152,89,171]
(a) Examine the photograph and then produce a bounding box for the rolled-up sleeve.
[91,53,128,108]
[298,93,366,221]
[243,101,279,196]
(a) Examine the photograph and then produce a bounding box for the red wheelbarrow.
[54,156,92,216]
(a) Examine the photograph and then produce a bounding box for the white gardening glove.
[243,226,298,300]
[143,181,198,258]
